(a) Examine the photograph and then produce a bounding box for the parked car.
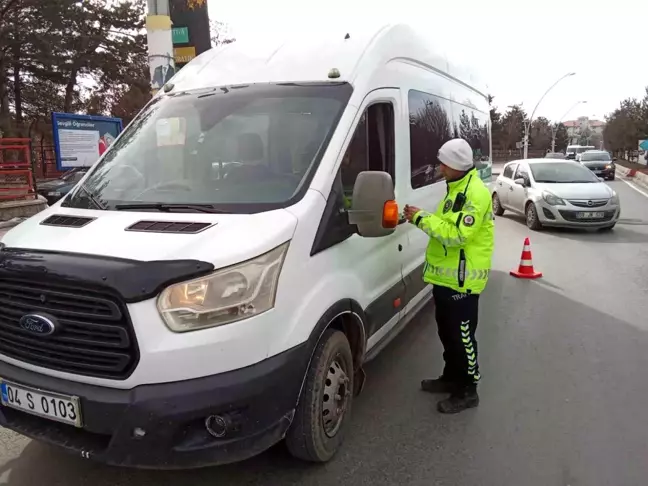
[492,159,619,231]
[545,152,565,159]
[36,169,87,205]
[576,150,616,180]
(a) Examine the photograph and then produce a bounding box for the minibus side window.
[310,102,395,255]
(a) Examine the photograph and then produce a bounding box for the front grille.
[0,278,138,379]
[126,220,213,234]
[567,199,608,208]
[41,215,95,228]
[558,210,615,223]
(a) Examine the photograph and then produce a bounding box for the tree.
[553,123,569,152]
[603,90,648,155]
[500,104,527,151]
[530,116,552,151]
[210,19,235,47]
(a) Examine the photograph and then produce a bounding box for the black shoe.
[437,388,479,414]
[420,376,456,394]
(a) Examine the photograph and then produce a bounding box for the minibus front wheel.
[286,328,354,462]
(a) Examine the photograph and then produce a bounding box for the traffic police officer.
[404,138,494,414]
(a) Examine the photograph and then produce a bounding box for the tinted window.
[63,83,352,213]
[408,90,453,188]
[503,164,517,178]
[341,103,395,195]
[457,107,491,168]
[530,162,599,183]
[580,152,611,162]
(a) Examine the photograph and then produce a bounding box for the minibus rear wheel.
[286,329,354,462]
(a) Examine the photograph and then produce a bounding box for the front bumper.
[536,201,620,228]
[0,343,308,469]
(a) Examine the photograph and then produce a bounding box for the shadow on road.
[498,213,648,243]
[1,271,647,485]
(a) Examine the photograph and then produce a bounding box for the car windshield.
[530,162,600,183]
[63,83,352,213]
[580,152,611,162]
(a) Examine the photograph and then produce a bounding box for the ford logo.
[19,314,56,336]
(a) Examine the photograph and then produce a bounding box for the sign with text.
[172,26,189,44]
[174,46,196,65]
[51,113,123,170]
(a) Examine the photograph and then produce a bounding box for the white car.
[492,159,620,231]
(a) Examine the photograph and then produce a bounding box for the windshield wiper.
[114,203,229,214]
[535,180,559,183]
[77,184,106,210]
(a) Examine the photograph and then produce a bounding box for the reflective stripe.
[425,264,489,281]
[460,320,480,383]
[520,260,533,265]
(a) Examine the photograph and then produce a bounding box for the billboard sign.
[172,27,189,44]
[51,113,123,170]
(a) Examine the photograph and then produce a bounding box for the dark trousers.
[432,285,481,388]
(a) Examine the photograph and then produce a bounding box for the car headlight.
[542,191,565,206]
[610,192,619,205]
[157,242,289,332]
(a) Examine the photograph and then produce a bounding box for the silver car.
[492,159,620,231]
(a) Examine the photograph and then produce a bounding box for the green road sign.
[172,27,189,44]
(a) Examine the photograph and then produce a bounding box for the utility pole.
[146,0,174,95]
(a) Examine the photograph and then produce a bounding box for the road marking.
[621,179,648,198]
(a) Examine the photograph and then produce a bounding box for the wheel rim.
[322,355,350,438]
[526,205,535,226]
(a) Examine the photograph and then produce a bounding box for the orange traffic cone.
[510,237,543,279]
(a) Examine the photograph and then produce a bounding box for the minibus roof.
[166,24,489,101]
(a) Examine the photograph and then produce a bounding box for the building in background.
[564,116,606,148]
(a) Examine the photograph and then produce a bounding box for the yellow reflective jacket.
[412,168,495,294]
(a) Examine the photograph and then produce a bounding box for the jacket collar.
[446,167,477,190]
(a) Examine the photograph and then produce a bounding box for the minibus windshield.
[64,83,352,213]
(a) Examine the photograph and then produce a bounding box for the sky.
[206,0,647,123]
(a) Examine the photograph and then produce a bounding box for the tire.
[599,224,615,231]
[525,202,542,231]
[608,175,615,181]
[286,329,354,463]
[492,192,505,216]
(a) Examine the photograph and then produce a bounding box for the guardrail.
[0,138,36,201]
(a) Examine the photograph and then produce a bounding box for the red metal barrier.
[0,138,36,201]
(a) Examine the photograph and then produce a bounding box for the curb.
[616,165,648,190]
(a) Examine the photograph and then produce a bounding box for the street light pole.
[523,72,576,159]
[551,100,587,152]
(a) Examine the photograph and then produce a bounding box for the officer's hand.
[403,204,421,222]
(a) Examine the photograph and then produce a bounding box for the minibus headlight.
[157,242,289,332]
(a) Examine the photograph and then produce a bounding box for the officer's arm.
[412,195,488,247]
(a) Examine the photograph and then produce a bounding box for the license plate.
[576,212,605,219]
[0,380,82,427]
[592,170,602,175]
[47,192,59,196]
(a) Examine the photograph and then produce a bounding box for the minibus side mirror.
[347,171,398,238]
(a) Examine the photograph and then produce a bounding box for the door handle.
[509,187,514,191]
[398,217,407,225]
[498,181,502,186]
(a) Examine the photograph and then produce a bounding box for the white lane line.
[621,178,648,198]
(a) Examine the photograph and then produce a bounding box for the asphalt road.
[1,178,648,485]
